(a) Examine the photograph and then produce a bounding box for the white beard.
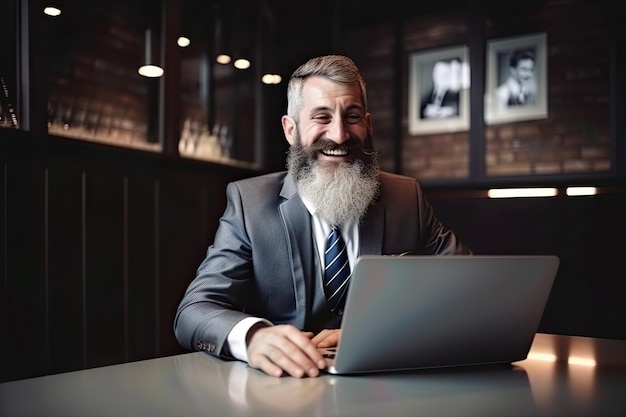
[290,155,380,228]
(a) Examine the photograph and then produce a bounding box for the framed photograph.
[408,45,470,135]
[485,32,548,125]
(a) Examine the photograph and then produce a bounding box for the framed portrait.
[408,45,470,135]
[485,32,548,125]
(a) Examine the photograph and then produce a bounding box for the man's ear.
[282,115,296,146]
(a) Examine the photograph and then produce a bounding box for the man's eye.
[346,114,363,123]
[313,115,331,123]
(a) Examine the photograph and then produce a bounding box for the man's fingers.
[250,355,284,378]
[281,335,326,373]
[247,325,325,377]
[250,345,319,378]
[311,329,341,348]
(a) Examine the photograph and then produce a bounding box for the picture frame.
[485,32,548,125]
[408,45,470,135]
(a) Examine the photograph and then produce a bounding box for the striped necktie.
[324,228,351,313]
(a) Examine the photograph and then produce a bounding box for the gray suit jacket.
[173,171,470,358]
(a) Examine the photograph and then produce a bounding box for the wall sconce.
[138,29,164,78]
[566,187,597,196]
[487,188,558,198]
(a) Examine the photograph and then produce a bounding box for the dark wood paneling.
[126,171,158,362]
[2,160,46,381]
[0,163,4,372]
[0,129,256,382]
[46,161,84,375]
[158,171,212,357]
[84,166,126,369]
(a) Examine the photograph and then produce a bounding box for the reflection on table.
[0,333,624,417]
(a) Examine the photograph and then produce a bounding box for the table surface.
[1,333,625,417]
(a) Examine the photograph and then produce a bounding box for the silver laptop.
[322,255,560,375]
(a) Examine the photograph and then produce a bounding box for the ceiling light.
[138,29,164,78]
[262,74,282,85]
[138,65,164,78]
[177,36,190,47]
[234,58,251,70]
[216,54,232,65]
[43,6,61,16]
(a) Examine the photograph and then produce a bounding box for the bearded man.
[174,55,471,378]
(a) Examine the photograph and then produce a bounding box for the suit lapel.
[278,175,314,328]
[359,201,385,255]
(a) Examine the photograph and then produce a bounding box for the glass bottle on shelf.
[0,74,19,129]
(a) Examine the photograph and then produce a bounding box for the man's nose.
[327,118,350,144]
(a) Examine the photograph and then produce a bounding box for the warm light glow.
[527,352,557,362]
[262,74,282,85]
[138,65,164,78]
[566,187,597,196]
[177,37,191,47]
[43,6,61,16]
[487,188,558,198]
[234,58,251,69]
[216,54,232,64]
[568,357,597,367]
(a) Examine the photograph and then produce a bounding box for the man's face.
[283,76,380,227]
[282,76,372,167]
[514,58,535,82]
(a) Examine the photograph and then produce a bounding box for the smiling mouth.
[321,148,349,157]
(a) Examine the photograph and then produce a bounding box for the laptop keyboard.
[320,347,337,359]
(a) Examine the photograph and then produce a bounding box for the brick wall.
[343,0,614,180]
[485,0,612,177]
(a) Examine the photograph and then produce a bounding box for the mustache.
[309,137,376,158]
[311,138,355,153]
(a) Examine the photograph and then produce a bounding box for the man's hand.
[311,329,341,348]
[246,324,327,378]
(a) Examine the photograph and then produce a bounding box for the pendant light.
[260,2,280,84]
[214,15,231,65]
[43,1,62,17]
[138,28,164,78]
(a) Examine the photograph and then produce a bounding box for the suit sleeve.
[173,182,257,358]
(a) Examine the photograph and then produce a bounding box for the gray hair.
[286,55,368,119]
